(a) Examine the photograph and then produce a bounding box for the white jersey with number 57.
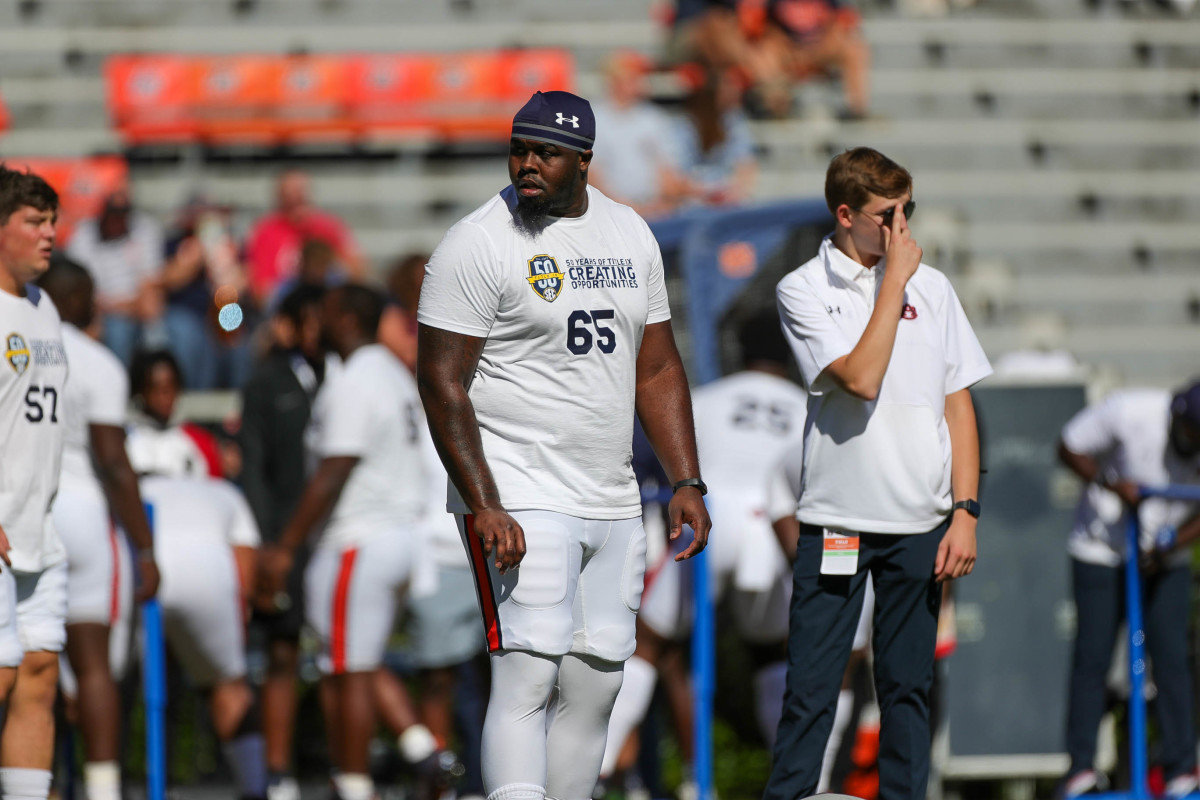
[0,285,69,571]
[419,185,671,519]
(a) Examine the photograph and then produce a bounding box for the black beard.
[512,195,552,238]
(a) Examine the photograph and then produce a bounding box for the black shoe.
[413,749,466,800]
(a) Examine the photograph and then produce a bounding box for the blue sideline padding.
[1090,483,1200,800]
[674,199,830,385]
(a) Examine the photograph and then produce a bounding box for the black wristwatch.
[952,498,981,519]
[672,477,708,496]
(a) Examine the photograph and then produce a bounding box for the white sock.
[399,723,438,764]
[332,771,374,800]
[84,761,121,800]
[0,767,52,800]
[487,783,546,800]
[753,661,788,750]
[222,733,269,798]
[818,688,854,793]
[598,655,657,777]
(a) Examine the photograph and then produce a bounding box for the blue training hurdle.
[1091,483,1200,800]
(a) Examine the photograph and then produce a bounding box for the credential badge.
[5,333,29,375]
[527,255,565,303]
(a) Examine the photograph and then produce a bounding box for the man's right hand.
[473,508,526,574]
[1104,478,1142,508]
[882,202,922,285]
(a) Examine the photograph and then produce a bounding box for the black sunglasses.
[855,199,916,226]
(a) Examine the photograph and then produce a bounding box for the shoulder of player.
[64,325,123,375]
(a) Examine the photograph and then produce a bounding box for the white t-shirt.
[591,101,679,206]
[694,369,807,590]
[694,370,807,503]
[310,344,427,548]
[418,184,672,519]
[66,213,164,305]
[766,446,805,524]
[1061,389,1200,567]
[60,323,128,493]
[139,475,260,550]
[778,236,992,534]
[0,285,69,571]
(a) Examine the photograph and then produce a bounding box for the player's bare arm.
[634,320,710,561]
[417,323,526,573]
[91,423,160,601]
[821,202,922,401]
[937,388,979,583]
[1058,440,1142,508]
[256,455,358,608]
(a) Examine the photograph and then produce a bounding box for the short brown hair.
[824,147,912,214]
[0,164,58,223]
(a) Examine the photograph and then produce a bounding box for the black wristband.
[672,478,708,496]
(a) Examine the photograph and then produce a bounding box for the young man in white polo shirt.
[764,147,992,800]
[1057,381,1200,798]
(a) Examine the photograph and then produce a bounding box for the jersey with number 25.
[419,184,671,520]
[0,285,69,571]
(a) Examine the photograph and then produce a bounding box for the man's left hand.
[935,517,977,582]
[669,487,711,562]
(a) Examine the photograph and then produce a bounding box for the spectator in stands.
[666,1,764,86]
[242,285,328,800]
[245,170,364,305]
[161,196,255,390]
[1056,381,1200,799]
[590,51,689,220]
[751,0,871,120]
[66,188,167,368]
[378,252,427,371]
[670,69,758,207]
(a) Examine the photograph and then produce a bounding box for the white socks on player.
[753,662,787,750]
[84,761,121,800]
[332,771,375,800]
[818,688,855,793]
[399,723,438,764]
[544,654,624,800]
[0,767,52,800]
[598,655,657,777]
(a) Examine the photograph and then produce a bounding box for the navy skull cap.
[511,91,595,152]
[1172,379,1200,427]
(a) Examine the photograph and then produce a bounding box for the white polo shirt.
[1061,389,1200,567]
[777,236,992,534]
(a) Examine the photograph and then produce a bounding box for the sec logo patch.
[527,254,565,303]
[5,333,29,375]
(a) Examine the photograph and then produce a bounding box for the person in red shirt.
[245,170,365,305]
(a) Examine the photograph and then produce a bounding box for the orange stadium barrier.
[106,55,199,143]
[11,157,128,244]
[104,50,575,147]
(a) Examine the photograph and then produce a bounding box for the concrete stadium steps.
[975,323,1200,385]
[961,272,1200,326]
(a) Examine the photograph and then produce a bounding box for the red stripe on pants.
[109,523,121,626]
[330,548,359,674]
[464,516,502,652]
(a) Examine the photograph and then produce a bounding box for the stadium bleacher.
[0,0,1198,386]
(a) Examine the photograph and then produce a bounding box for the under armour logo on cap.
[512,90,595,151]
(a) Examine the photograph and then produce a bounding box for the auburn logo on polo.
[902,304,918,320]
[527,254,565,302]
